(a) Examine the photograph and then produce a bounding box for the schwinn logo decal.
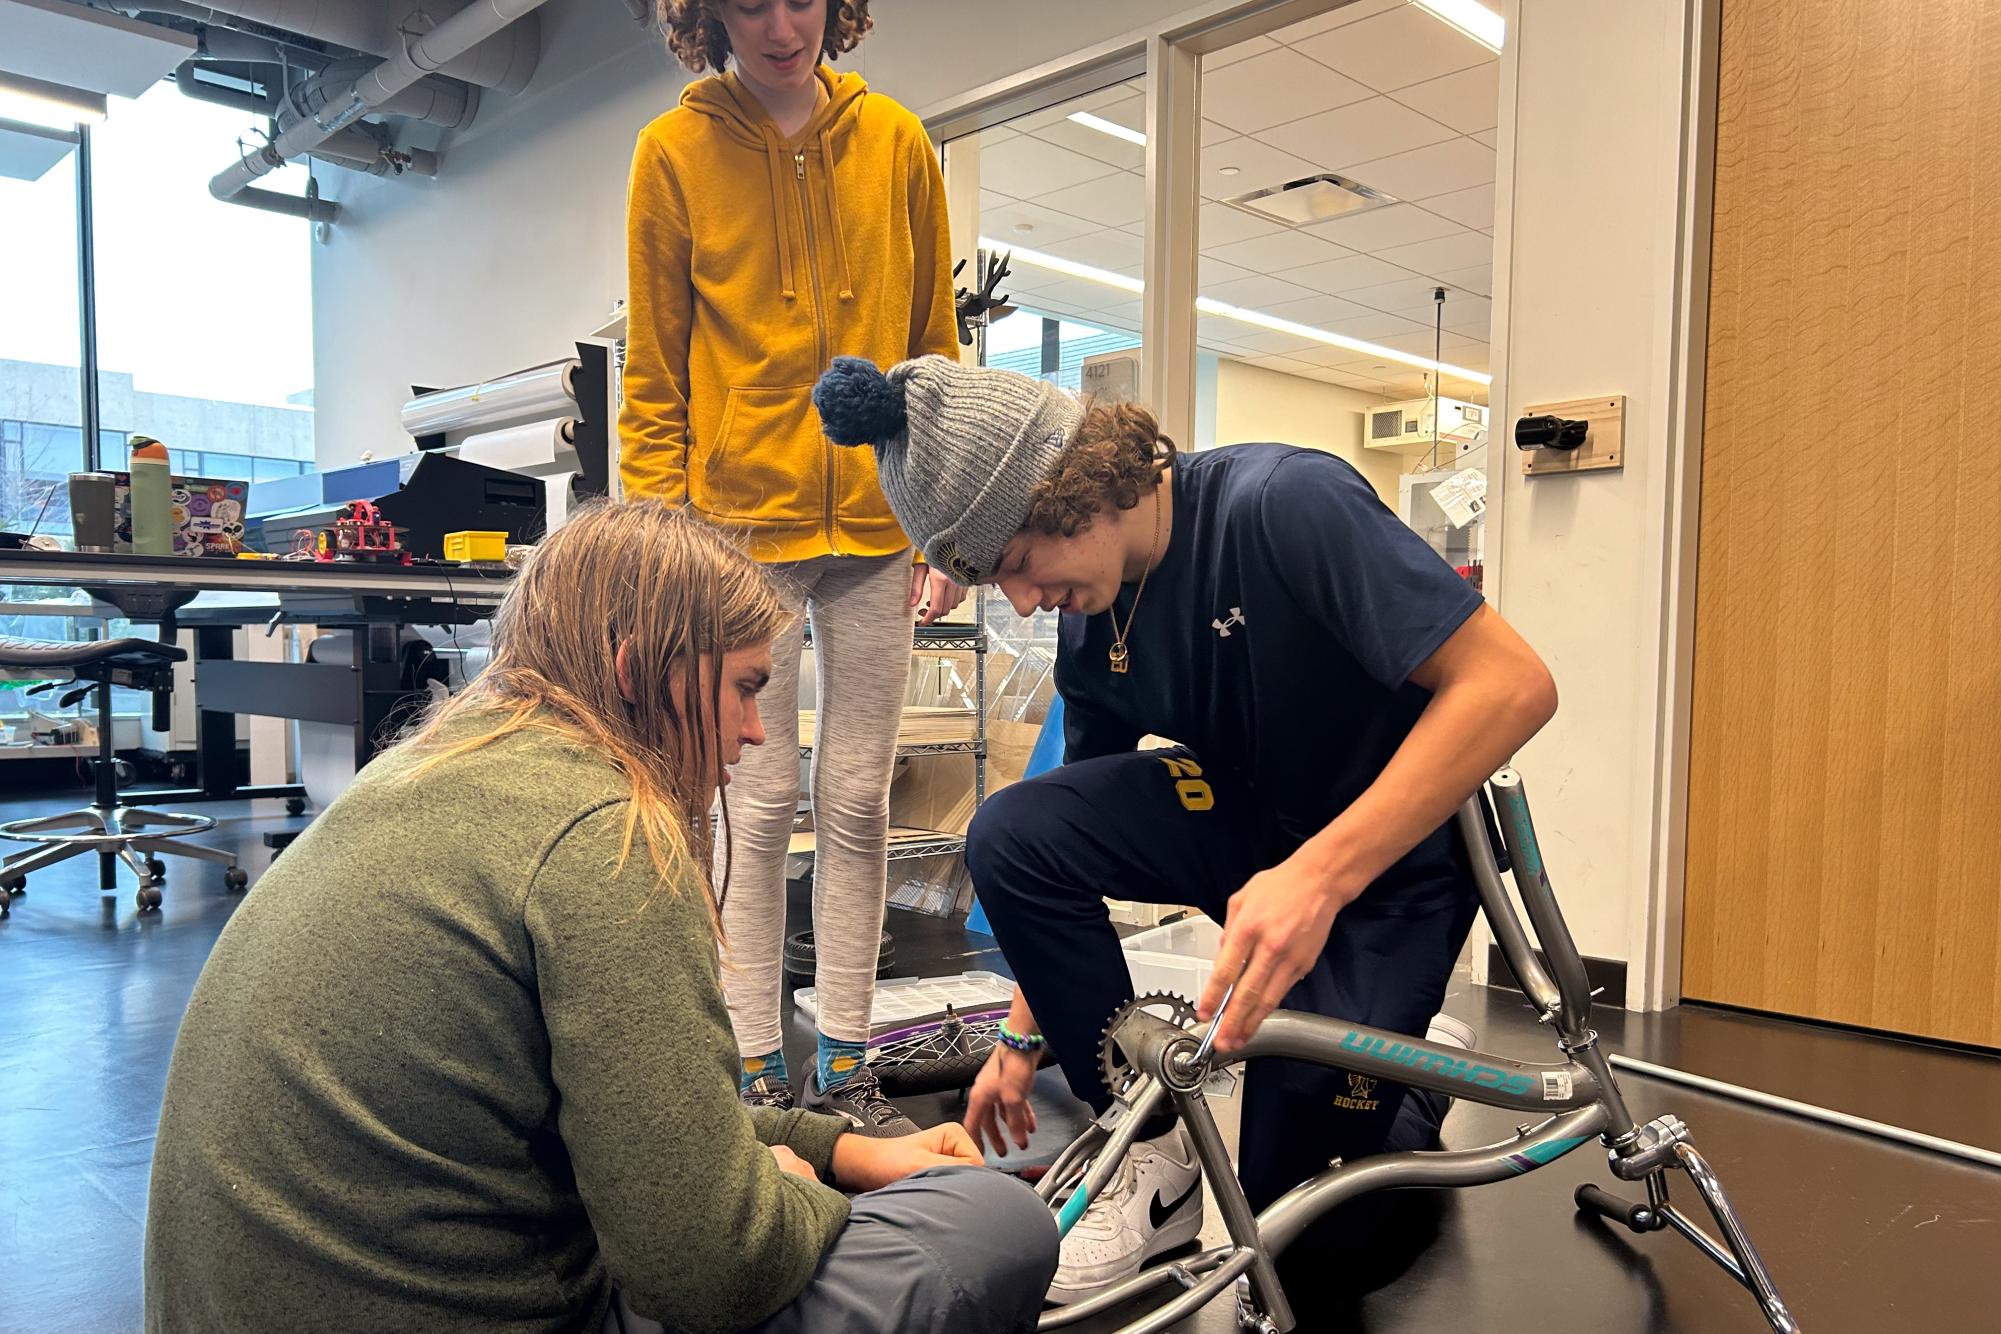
[1340,1032,1536,1098]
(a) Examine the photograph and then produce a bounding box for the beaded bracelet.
[997,1020,1046,1054]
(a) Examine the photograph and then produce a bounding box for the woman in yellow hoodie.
[620,0,963,1133]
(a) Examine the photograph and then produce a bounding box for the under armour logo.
[1212,607,1246,637]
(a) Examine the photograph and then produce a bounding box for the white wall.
[1210,359,1404,501]
[310,0,1181,466]
[1490,0,1700,991]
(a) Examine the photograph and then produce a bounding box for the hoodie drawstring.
[818,126,855,302]
[764,131,798,302]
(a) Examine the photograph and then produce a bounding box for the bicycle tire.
[867,1007,1050,1098]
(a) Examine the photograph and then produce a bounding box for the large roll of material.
[455,417,578,475]
[400,359,580,437]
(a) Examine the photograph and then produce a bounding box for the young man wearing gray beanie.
[814,354,1558,1304]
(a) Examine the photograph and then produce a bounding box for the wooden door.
[1683,0,2001,1046]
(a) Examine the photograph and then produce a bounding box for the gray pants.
[719,552,913,1053]
[607,1167,1058,1334]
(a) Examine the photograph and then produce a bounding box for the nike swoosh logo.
[1150,1176,1201,1230]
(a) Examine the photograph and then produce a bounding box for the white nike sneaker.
[1426,1012,1478,1051]
[1047,1125,1205,1306]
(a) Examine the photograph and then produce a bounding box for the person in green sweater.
[142,502,1057,1334]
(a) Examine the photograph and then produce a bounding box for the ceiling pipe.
[310,125,438,175]
[118,0,540,93]
[278,57,477,135]
[111,2,367,62]
[231,184,340,222]
[208,0,548,216]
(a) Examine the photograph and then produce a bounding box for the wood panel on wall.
[1684,0,2001,1047]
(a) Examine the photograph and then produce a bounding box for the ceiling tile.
[1471,128,1498,148]
[1278,252,1411,295]
[1343,273,1462,314]
[1434,262,1493,298]
[1018,276,1133,310]
[1375,229,1495,276]
[1331,312,1434,341]
[1202,118,1238,146]
[1367,328,1486,357]
[1202,229,1354,274]
[1312,366,1404,396]
[1204,35,1277,69]
[1233,331,1327,357]
[1338,137,1494,200]
[1028,113,1147,171]
[979,188,1014,212]
[1201,136,1329,201]
[1199,254,1256,287]
[1243,354,1326,375]
[1390,62,1500,134]
[976,135,1120,198]
[1197,314,1246,343]
[1202,47,1372,134]
[1198,200,1285,248]
[1039,170,1148,227]
[1082,94,1146,134]
[1301,202,1463,252]
[1271,0,1404,45]
[1262,292,1380,326]
[979,198,1103,246]
[1257,95,1458,172]
[1441,295,1494,334]
[1046,227,1147,275]
[1292,6,1492,93]
[1422,181,1496,229]
[1202,273,1323,309]
[1006,84,1138,133]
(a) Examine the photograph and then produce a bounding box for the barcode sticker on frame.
[1543,1071,1574,1101]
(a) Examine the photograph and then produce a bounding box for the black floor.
[2,794,1996,1333]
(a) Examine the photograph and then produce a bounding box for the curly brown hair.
[1022,403,1177,538]
[658,0,873,74]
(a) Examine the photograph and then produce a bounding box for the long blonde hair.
[400,501,789,904]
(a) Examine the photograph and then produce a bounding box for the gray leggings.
[607,1167,1058,1334]
[718,551,914,1053]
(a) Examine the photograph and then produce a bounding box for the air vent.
[1225,173,1395,226]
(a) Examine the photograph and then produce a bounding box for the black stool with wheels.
[0,635,248,917]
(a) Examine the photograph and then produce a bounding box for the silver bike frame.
[1032,769,1802,1334]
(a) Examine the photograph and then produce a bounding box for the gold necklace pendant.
[1109,641,1130,674]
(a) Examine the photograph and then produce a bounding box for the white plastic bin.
[1120,914,1221,1002]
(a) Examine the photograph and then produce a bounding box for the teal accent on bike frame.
[1509,1135,1589,1173]
[1057,1183,1091,1237]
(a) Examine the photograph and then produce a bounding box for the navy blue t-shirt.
[1057,444,1484,911]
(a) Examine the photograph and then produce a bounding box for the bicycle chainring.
[1098,992,1201,1100]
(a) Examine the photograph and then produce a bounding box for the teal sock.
[740,1048,788,1093]
[817,1034,867,1092]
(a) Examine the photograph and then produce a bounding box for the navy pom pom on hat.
[813,354,1082,585]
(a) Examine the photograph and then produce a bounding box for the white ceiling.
[966,0,1499,403]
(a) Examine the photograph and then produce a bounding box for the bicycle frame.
[1032,769,1801,1334]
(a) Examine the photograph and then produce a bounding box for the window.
[0,81,320,732]
[91,83,317,487]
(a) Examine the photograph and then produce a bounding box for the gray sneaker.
[741,1075,795,1111]
[802,1066,919,1137]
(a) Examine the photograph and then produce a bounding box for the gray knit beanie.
[814,355,1082,585]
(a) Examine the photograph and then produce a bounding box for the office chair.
[0,635,247,917]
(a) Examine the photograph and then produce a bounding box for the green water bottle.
[129,435,174,556]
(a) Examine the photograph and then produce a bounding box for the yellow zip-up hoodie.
[618,67,958,562]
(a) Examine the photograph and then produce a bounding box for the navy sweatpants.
[966,747,1477,1215]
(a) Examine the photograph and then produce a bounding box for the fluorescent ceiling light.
[0,71,106,128]
[1410,0,1505,53]
[983,236,1491,386]
[1067,110,1147,147]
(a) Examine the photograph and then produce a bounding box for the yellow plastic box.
[444,530,509,563]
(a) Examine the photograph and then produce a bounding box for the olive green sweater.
[143,716,851,1333]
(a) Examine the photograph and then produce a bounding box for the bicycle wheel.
[869,1006,1020,1097]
